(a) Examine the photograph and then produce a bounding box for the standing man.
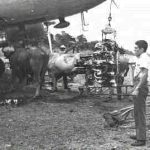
[59,45,66,54]
[58,44,69,89]
[121,40,149,146]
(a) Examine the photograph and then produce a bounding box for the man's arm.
[123,49,135,55]
[132,67,148,96]
[118,47,135,55]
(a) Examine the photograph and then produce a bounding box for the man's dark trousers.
[133,86,149,141]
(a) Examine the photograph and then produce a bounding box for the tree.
[55,31,75,47]
[87,40,99,50]
[76,34,87,43]
[76,34,88,50]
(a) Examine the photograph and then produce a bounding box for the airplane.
[0,0,107,47]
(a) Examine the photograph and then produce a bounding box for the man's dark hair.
[135,40,148,52]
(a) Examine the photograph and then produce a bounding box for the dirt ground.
[1,73,150,150]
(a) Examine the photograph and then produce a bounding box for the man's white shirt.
[134,52,150,81]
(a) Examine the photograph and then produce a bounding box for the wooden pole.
[44,21,55,54]
[47,26,53,54]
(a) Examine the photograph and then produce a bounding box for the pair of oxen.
[2,44,129,98]
[2,44,80,98]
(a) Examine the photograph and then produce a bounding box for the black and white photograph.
[0,0,150,149]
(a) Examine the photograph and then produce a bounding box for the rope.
[81,12,89,31]
[108,0,118,26]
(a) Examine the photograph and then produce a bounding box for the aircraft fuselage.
[0,0,106,26]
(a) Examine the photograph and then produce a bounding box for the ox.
[47,53,80,91]
[115,54,129,100]
[2,45,49,98]
[103,47,129,100]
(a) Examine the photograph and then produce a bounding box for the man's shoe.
[131,140,146,146]
[130,135,136,140]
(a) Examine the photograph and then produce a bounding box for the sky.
[50,0,150,51]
